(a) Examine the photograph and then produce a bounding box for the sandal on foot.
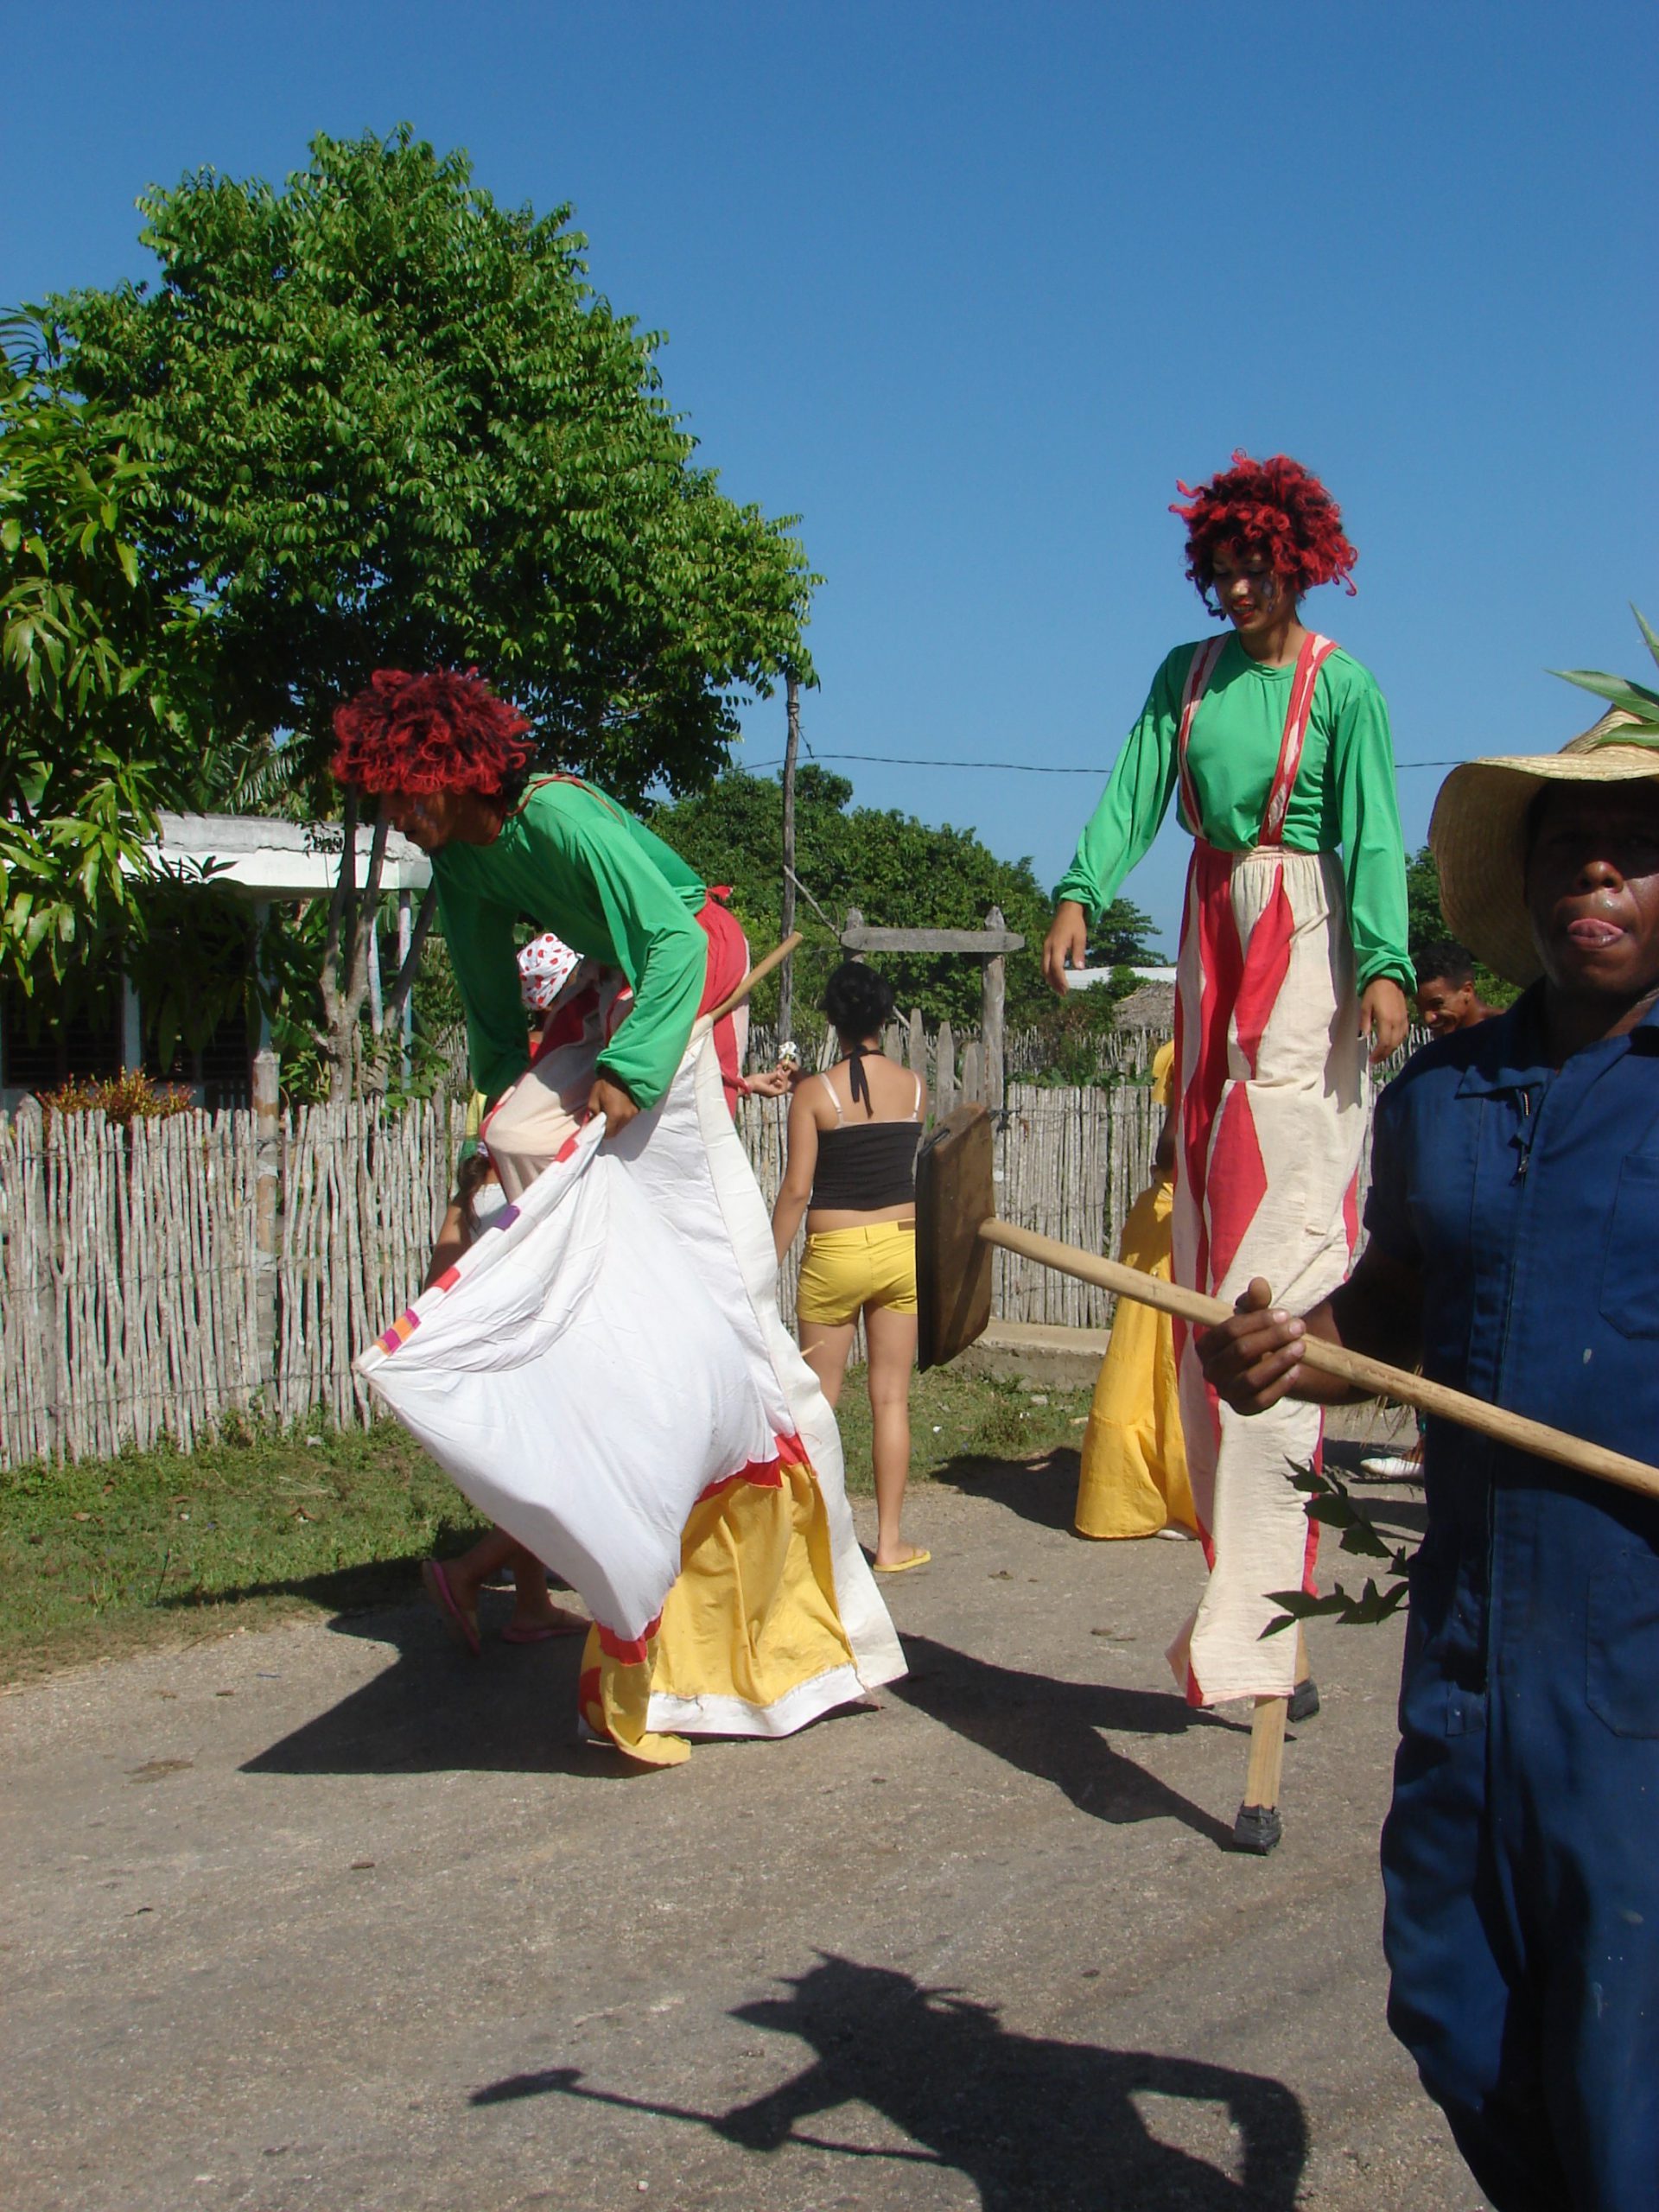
[501,1609,588,1643]
[421,1559,481,1656]
[874,1548,931,1575]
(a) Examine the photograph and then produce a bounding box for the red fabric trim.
[1205,1087,1268,1296]
[596,1611,663,1667]
[1174,638,1224,833]
[1258,632,1336,846]
[1231,868,1295,1077]
[433,1266,461,1293]
[696,1460,786,1504]
[691,1429,809,1504]
[695,893,750,1118]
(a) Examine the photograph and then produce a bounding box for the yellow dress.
[1074,1044,1196,1539]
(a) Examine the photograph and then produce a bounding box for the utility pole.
[778,671,801,1043]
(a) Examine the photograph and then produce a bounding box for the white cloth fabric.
[1168,844,1366,1703]
[357,1015,905,1719]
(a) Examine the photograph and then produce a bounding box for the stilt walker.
[1042,454,1414,1843]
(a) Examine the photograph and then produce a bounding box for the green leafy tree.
[1087,897,1161,969]
[1404,842,1447,960]
[652,765,1160,1033]
[0,321,247,1058]
[46,127,817,1094]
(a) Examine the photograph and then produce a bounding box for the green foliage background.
[650,764,1160,1033]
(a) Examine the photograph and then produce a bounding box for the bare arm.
[1198,1241,1425,1411]
[425,1193,467,1290]
[772,1084,821,1262]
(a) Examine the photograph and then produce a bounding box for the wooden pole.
[252,1047,280,1390]
[976,1218,1659,1503]
[707,934,804,1027]
[779,674,800,1044]
[982,905,1007,1114]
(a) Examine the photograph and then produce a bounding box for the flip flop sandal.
[501,1611,589,1643]
[421,1559,481,1656]
[873,1548,931,1575]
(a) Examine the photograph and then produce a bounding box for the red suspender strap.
[1259,632,1337,846]
[1175,638,1226,835]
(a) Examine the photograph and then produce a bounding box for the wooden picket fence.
[0,1096,462,1470]
[1,1027,1403,1469]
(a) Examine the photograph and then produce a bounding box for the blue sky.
[6,1,1655,950]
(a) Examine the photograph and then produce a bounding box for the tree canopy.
[651,764,1159,1032]
[29,126,820,1094]
[48,127,816,802]
[0,321,238,1050]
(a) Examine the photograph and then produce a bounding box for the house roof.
[145,812,432,899]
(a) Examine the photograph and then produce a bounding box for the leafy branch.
[1551,605,1659,735]
[1261,1461,1411,1637]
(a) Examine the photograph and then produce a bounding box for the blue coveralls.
[1365,990,1659,2211]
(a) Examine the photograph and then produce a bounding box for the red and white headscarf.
[517,931,581,1012]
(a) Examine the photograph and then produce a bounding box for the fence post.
[252,1048,280,1390]
[982,906,1007,1114]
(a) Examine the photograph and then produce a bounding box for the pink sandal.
[421,1560,481,1656]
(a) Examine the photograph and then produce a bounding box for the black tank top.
[808,1055,923,1211]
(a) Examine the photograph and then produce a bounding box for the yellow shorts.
[796,1221,918,1328]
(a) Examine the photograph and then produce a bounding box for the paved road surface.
[1,1456,1480,2210]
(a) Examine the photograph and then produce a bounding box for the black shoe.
[1287,1678,1320,1726]
[1231,1803,1283,1854]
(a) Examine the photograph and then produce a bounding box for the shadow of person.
[471,1954,1306,2209]
[893,1632,1240,1848]
[240,1593,610,1782]
[933,1443,1088,1533]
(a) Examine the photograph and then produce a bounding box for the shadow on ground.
[893,1631,1243,1849]
[471,1953,1307,2210]
[241,1590,613,1781]
[932,1444,1084,1532]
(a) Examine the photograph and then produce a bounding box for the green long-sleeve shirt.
[1053,636,1414,994]
[433,776,708,1109]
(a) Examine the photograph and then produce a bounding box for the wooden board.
[840,925,1025,956]
[916,1104,997,1370]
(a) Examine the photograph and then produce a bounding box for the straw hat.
[1429,709,1659,986]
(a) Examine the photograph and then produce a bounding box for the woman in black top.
[772,964,929,1573]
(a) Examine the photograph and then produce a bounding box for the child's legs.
[863,1301,917,1560]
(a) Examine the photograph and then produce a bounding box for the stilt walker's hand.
[588,1076,640,1139]
[1042,900,1090,997]
[1198,1278,1308,1413]
[1359,978,1409,1064]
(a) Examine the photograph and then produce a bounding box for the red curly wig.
[330,669,535,796]
[1172,451,1357,608]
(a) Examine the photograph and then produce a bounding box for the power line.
[745,749,1467,775]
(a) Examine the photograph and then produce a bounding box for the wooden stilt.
[1234,1694,1288,1854]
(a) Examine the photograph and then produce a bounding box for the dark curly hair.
[1172,451,1357,611]
[1414,940,1475,991]
[823,960,895,1040]
[330,669,536,797]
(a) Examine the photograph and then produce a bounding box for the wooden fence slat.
[0,1031,1397,1469]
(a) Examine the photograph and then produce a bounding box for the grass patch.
[0,1368,1094,1686]
[836,1364,1092,1492]
[0,1424,490,1688]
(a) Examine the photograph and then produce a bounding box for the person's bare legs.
[799,1320,857,1410]
[504,1540,586,1635]
[864,1302,921,1567]
[439,1528,584,1635]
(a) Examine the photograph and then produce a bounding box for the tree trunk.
[316,794,392,1101]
